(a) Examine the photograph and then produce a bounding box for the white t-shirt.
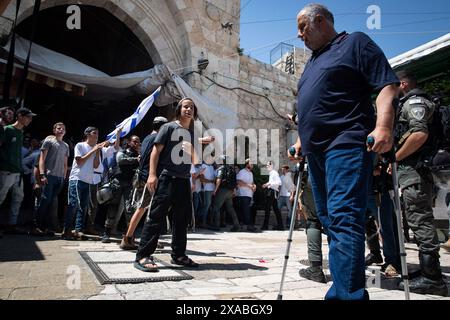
[236,168,254,198]
[280,172,295,197]
[201,164,216,192]
[69,142,115,184]
[190,165,202,193]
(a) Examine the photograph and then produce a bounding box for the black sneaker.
[365,253,383,266]
[299,266,327,283]
[101,232,111,243]
[29,227,45,237]
[399,276,448,297]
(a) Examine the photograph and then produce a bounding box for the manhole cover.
[80,251,193,284]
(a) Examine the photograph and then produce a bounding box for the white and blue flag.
[106,86,161,142]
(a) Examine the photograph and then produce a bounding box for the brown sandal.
[384,264,399,278]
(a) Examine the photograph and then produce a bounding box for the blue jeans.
[278,196,292,223]
[367,192,401,269]
[64,180,91,232]
[200,191,214,225]
[192,192,202,220]
[308,145,373,300]
[36,175,64,229]
[238,196,253,226]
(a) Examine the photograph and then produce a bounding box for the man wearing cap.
[0,108,36,233]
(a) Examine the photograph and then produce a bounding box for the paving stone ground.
[1,224,449,300]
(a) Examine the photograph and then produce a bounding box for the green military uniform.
[298,168,326,283]
[395,88,439,254]
[396,88,447,296]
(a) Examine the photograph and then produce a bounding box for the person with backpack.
[394,71,447,296]
[210,155,241,232]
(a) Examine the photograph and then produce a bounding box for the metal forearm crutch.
[278,158,306,300]
[368,137,410,300]
[386,153,410,300]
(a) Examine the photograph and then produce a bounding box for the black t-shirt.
[155,121,194,179]
[297,31,399,154]
[138,132,157,182]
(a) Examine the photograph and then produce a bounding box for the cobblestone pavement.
[1,225,449,300]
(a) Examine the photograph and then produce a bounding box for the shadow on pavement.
[0,234,46,262]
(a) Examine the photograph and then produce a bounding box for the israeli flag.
[106,86,161,142]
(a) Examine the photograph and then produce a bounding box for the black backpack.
[220,165,237,189]
[422,98,450,170]
[432,102,450,151]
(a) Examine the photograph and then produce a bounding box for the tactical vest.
[395,90,435,165]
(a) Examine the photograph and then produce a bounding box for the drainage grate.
[80,251,193,284]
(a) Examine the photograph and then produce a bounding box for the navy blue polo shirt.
[297,31,398,154]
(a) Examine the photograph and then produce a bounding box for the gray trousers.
[0,172,24,225]
[212,188,239,228]
[301,179,323,266]
[398,165,440,253]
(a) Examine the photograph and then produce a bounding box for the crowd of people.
[0,105,303,244]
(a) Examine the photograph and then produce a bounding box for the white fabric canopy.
[4,36,171,102]
[4,36,240,140]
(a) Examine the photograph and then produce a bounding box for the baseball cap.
[84,126,98,135]
[16,107,37,117]
[153,116,168,124]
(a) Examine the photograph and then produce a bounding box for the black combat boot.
[399,252,448,297]
[299,266,326,283]
[101,228,111,243]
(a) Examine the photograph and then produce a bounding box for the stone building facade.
[1,0,308,167]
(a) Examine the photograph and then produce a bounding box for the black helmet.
[96,183,114,204]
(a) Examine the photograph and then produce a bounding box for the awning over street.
[389,33,450,82]
[0,58,87,96]
[3,36,171,102]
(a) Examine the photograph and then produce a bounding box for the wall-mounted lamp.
[198,58,209,72]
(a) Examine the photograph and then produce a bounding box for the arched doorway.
[16,4,172,143]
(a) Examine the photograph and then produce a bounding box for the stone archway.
[13,0,187,69]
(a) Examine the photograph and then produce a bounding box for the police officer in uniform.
[395,71,447,296]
